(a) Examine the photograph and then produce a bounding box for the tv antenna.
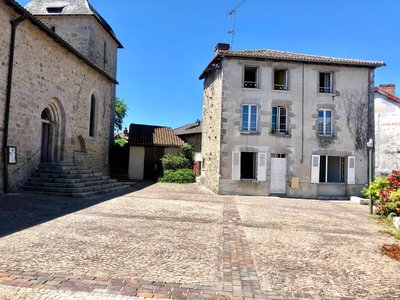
[227,0,247,49]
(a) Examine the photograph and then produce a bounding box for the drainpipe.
[3,13,27,193]
[300,63,305,164]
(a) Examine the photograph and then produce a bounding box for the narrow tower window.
[89,95,96,137]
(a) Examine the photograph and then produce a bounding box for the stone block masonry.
[0,2,118,191]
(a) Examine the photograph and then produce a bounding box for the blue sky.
[20,0,399,130]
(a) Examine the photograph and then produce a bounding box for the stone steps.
[23,163,133,197]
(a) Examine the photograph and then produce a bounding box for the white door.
[271,155,287,194]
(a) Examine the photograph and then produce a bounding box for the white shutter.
[347,156,356,184]
[311,155,320,183]
[257,152,267,181]
[232,151,241,180]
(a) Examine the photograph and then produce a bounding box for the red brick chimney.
[379,84,396,96]
[214,43,230,56]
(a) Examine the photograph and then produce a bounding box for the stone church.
[0,0,123,193]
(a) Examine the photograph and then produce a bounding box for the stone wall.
[205,57,371,198]
[0,3,116,191]
[375,94,400,176]
[180,134,201,153]
[201,68,223,193]
[35,15,118,77]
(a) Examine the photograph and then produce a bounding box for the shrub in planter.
[161,153,191,171]
[158,169,195,183]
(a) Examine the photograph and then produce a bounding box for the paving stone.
[0,183,399,299]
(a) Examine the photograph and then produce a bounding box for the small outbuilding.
[128,124,184,180]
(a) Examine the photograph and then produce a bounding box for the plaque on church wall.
[7,146,17,164]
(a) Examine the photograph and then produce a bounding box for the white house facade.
[374,84,400,176]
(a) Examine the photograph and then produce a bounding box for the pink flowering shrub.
[366,170,400,216]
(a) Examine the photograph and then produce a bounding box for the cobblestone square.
[0,183,399,299]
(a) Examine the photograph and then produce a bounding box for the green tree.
[115,98,128,131]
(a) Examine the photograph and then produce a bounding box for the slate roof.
[374,87,400,103]
[25,0,123,48]
[4,0,118,83]
[200,49,385,79]
[129,124,184,147]
[174,121,202,136]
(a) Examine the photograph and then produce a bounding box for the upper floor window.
[46,7,64,13]
[243,67,259,88]
[319,72,333,93]
[241,104,258,132]
[274,69,288,91]
[89,95,96,137]
[318,109,332,136]
[272,106,288,134]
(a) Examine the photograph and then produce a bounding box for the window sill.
[273,89,290,93]
[241,87,260,90]
[240,178,257,182]
[318,182,346,185]
[240,131,260,135]
[318,135,334,138]
[318,92,334,96]
[270,132,291,138]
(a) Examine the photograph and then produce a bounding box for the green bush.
[158,169,195,183]
[365,170,400,217]
[181,143,194,161]
[362,177,390,200]
[114,138,127,147]
[161,153,191,171]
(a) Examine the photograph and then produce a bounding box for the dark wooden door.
[143,147,164,180]
[41,122,51,162]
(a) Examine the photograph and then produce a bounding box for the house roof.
[174,121,202,136]
[25,0,123,48]
[4,0,118,84]
[200,49,386,79]
[374,87,400,103]
[129,124,184,147]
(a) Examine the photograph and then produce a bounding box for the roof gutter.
[3,12,28,193]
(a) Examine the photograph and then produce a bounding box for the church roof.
[25,0,122,48]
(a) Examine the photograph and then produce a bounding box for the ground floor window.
[319,156,345,183]
[241,152,257,179]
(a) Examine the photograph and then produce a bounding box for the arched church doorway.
[41,108,52,162]
[40,99,66,163]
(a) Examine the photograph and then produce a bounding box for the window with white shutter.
[232,151,241,180]
[347,156,356,184]
[311,155,320,183]
[257,152,267,181]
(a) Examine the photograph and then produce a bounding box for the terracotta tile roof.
[374,87,400,103]
[128,124,184,147]
[174,120,202,136]
[200,49,385,79]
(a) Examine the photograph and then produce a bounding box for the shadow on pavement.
[0,181,154,238]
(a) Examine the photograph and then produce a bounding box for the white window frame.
[319,72,333,93]
[272,106,288,134]
[274,69,289,91]
[318,109,332,136]
[243,66,259,88]
[241,104,258,133]
[311,155,348,184]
